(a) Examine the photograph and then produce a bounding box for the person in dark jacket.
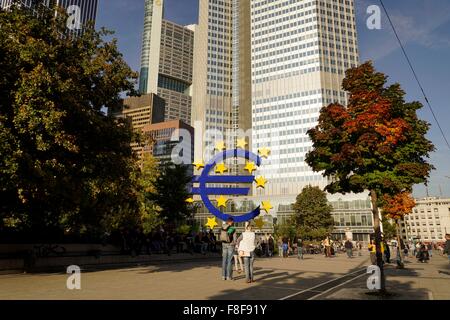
[383,240,391,264]
[444,234,450,263]
[344,239,353,258]
[417,244,429,263]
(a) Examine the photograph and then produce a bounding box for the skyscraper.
[0,0,98,31]
[138,0,194,125]
[251,0,359,198]
[191,0,252,164]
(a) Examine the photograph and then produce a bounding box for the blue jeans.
[244,252,255,281]
[222,244,234,279]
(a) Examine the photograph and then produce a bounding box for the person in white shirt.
[237,222,257,283]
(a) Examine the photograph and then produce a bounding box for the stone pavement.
[0,251,448,300]
[315,253,450,300]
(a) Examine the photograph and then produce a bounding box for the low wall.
[0,243,120,256]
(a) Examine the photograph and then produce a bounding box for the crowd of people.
[119,224,450,285]
[117,227,220,256]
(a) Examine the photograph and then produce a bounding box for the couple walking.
[221,217,256,283]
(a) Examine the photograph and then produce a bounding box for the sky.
[96,0,450,198]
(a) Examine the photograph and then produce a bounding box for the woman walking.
[237,222,257,283]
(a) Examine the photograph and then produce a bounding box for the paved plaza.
[1,252,449,300]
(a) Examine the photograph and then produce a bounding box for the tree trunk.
[370,189,386,293]
[396,219,404,268]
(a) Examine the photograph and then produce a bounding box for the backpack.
[220,227,231,243]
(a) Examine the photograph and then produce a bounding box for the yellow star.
[217,195,228,208]
[236,138,247,149]
[261,200,273,213]
[185,197,194,203]
[192,160,204,170]
[244,161,257,174]
[215,141,226,151]
[205,217,218,230]
[254,217,265,230]
[258,147,271,158]
[254,176,267,188]
[215,163,228,174]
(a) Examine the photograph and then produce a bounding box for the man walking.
[297,238,303,260]
[426,242,433,258]
[220,217,237,280]
[344,239,353,258]
[444,234,450,264]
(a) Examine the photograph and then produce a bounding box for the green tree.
[148,164,193,230]
[292,185,334,240]
[305,61,434,292]
[274,219,296,244]
[0,4,140,240]
[137,154,163,234]
[381,219,396,240]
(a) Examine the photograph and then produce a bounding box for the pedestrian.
[443,234,450,264]
[277,238,283,257]
[409,242,415,257]
[383,240,390,263]
[344,239,353,258]
[323,236,332,257]
[415,242,421,257]
[417,244,429,263]
[297,237,304,260]
[282,237,289,258]
[220,217,237,280]
[368,239,377,265]
[268,234,274,257]
[237,222,257,283]
[357,241,362,256]
[426,242,433,258]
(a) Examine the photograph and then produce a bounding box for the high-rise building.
[192,0,252,164]
[138,0,194,125]
[251,0,359,198]
[1,0,98,32]
[109,94,165,159]
[191,0,362,230]
[142,120,194,172]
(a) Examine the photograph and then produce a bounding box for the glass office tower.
[251,0,359,197]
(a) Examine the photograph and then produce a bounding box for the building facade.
[401,197,450,243]
[1,0,98,32]
[192,0,252,164]
[191,0,367,230]
[139,0,194,125]
[142,120,194,172]
[251,0,359,197]
[109,94,165,159]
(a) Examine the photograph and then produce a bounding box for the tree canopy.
[305,61,434,291]
[305,61,434,198]
[292,185,334,240]
[0,4,140,240]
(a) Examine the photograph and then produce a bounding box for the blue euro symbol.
[191,149,262,223]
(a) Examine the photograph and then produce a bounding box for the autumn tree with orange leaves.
[382,192,416,221]
[306,62,434,293]
[381,192,416,268]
